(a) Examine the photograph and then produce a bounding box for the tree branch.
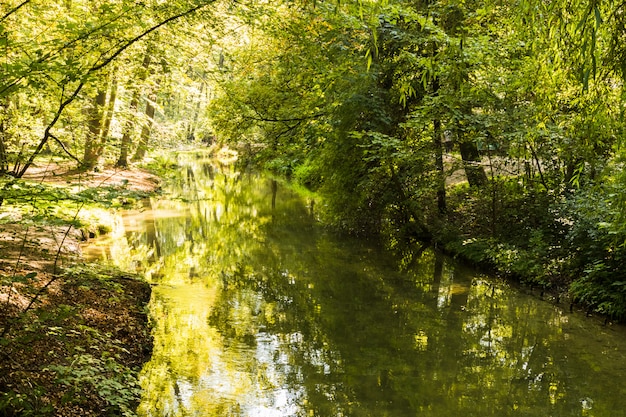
[0,5,134,98]
[274,121,303,140]
[49,133,83,166]
[16,81,85,178]
[89,2,215,75]
[1,0,30,22]
[242,113,326,123]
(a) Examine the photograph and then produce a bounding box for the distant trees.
[209,1,504,233]
[0,0,218,177]
[208,0,622,222]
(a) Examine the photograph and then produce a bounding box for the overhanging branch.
[1,0,30,22]
[16,81,85,178]
[90,2,215,75]
[242,112,326,123]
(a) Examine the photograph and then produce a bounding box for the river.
[87,151,626,416]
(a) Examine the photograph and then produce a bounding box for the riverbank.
[0,162,160,416]
[421,180,622,323]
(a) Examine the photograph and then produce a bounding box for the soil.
[0,163,161,416]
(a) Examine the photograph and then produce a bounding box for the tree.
[116,52,153,168]
[132,50,163,162]
[82,86,108,170]
[208,0,510,235]
[82,69,120,170]
[0,0,218,177]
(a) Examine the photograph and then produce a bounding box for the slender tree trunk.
[564,157,582,186]
[187,82,204,142]
[434,118,446,214]
[132,93,156,161]
[82,89,107,170]
[0,120,8,174]
[116,52,151,167]
[97,72,118,154]
[527,140,548,190]
[115,90,140,168]
[432,78,446,214]
[454,101,488,188]
[84,74,118,168]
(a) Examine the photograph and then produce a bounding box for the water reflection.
[89,152,626,416]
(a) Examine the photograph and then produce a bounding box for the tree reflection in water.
[91,152,626,417]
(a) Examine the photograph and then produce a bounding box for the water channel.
[88,152,626,416]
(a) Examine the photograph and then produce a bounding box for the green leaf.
[594,5,603,27]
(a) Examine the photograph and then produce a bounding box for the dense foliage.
[207,0,626,320]
[0,0,221,176]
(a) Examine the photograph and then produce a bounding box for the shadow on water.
[87,152,626,417]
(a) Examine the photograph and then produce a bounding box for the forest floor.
[0,162,161,416]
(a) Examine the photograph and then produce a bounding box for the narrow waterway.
[89,152,626,416]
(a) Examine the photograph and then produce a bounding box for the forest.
[1,0,626,414]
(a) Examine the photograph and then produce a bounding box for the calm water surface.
[90,152,626,416]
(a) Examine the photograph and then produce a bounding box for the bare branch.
[49,133,83,166]
[16,81,85,178]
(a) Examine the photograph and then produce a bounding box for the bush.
[292,159,323,191]
[49,352,141,417]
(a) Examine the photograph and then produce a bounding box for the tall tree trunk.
[84,70,119,167]
[82,88,107,170]
[434,118,446,214]
[451,100,488,188]
[432,78,446,213]
[0,119,8,174]
[132,93,156,161]
[98,72,118,153]
[186,82,204,142]
[115,90,140,168]
[116,52,152,167]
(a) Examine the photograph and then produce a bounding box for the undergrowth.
[0,264,151,416]
[0,163,155,416]
[441,178,626,321]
